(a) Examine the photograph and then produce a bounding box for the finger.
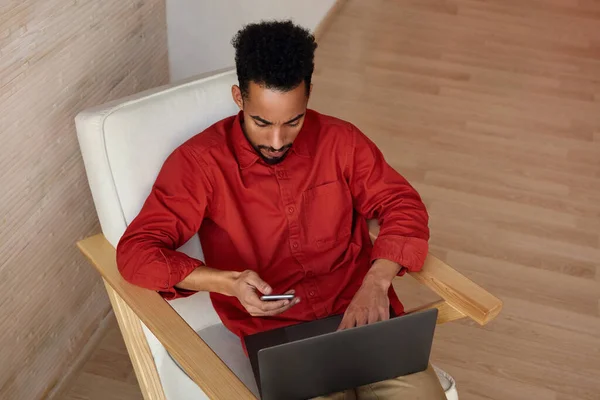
[242,287,267,309]
[383,306,390,321]
[261,297,301,316]
[258,299,291,312]
[244,271,272,295]
[244,289,298,314]
[250,297,299,316]
[255,289,300,312]
[246,308,259,316]
[245,300,290,316]
[337,313,349,331]
[367,309,380,325]
[337,312,355,331]
[245,304,264,317]
[355,312,368,327]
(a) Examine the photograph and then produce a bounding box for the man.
[117,20,445,399]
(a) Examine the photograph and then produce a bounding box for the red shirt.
[116,109,429,341]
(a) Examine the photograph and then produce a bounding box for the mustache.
[257,143,293,153]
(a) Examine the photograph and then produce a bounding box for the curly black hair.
[232,20,317,99]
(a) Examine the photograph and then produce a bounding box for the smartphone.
[260,294,295,301]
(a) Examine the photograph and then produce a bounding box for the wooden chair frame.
[77,221,502,400]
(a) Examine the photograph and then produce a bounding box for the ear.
[231,85,244,110]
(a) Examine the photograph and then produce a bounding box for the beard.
[239,117,292,165]
[255,144,292,165]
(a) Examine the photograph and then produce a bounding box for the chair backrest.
[75,69,239,261]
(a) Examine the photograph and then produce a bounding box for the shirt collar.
[230,112,260,169]
[290,109,316,159]
[230,109,317,169]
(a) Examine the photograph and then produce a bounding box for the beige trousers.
[311,364,446,400]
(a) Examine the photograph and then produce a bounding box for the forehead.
[245,81,307,121]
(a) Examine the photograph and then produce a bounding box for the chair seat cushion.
[196,324,259,395]
[156,322,258,399]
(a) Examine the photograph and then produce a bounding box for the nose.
[270,127,285,150]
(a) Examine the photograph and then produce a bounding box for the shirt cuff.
[370,236,429,273]
[159,286,198,300]
[159,248,203,300]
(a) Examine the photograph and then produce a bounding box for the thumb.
[245,271,272,294]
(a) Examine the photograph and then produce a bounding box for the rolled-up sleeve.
[345,125,429,272]
[116,146,212,299]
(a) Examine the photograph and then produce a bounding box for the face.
[232,81,310,165]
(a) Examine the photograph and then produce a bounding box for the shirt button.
[309,291,315,297]
[277,171,285,178]
[292,242,299,249]
[287,206,295,214]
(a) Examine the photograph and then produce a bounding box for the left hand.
[338,259,401,330]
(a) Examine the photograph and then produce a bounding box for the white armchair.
[75,68,501,399]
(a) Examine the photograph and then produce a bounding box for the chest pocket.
[302,180,353,247]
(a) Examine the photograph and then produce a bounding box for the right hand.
[230,270,300,317]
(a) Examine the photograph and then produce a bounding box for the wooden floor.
[63,1,600,399]
[62,316,142,400]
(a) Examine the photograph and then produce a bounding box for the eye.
[288,122,300,127]
[255,122,268,128]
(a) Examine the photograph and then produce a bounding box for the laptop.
[244,308,438,400]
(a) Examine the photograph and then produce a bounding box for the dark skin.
[231,81,309,164]
[176,81,402,328]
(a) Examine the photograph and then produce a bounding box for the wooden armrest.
[410,254,502,325]
[77,234,255,400]
[368,220,502,325]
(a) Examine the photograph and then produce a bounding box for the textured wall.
[0,1,169,398]
[166,0,336,81]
